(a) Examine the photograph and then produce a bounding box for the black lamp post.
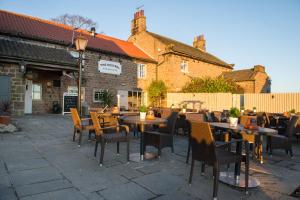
[74,35,88,116]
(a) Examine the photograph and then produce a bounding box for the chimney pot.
[193,34,206,51]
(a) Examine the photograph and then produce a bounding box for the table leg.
[259,135,264,164]
[140,124,144,160]
[234,140,242,181]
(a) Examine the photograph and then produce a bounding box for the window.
[137,64,146,78]
[180,60,188,73]
[93,89,105,103]
[32,84,42,100]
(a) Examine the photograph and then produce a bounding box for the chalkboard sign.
[63,93,77,114]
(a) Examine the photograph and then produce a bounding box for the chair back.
[285,115,299,138]
[90,112,103,136]
[99,113,118,127]
[240,116,257,126]
[191,122,216,164]
[211,111,222,122]
[70,108,81,128]
[165,111,179,134]
[160,108,172,119]
[186,113,206,123]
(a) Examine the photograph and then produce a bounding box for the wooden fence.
[166,92,300,113]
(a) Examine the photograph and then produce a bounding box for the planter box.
[0,116,11,125]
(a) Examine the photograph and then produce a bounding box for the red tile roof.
[0,10,155,62]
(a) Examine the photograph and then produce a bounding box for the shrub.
[100,90,114,107]
[0,100,11,116]
[181,77,244,93]
[139,105,148,113]
[148,80,167,107]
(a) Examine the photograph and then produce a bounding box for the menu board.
[63,93,77,114]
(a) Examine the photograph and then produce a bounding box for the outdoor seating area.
[0,112,299,200]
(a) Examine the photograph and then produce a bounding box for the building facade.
[0,10,155,115]
[128,10,271,94]
[128,10,233,92]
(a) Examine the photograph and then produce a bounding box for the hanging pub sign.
[98,60,122,75]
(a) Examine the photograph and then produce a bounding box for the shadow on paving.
[0,114,299,200]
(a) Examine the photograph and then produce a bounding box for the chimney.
[253,65,265,73]
[131,10,146,35]
[193,35,206,51]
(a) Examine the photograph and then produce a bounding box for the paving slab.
[20,188,86,200]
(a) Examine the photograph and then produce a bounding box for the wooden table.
[121,116,167,161]
[210,122,277,188]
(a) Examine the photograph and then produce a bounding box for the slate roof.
[0,10,155,62]
[221,69,257,81]
[147,32,232,69]
[0,38,77,67]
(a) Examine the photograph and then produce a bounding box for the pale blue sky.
[1,0,300,92]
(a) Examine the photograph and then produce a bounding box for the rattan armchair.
[188,122,249,199]
[90,112,130,166]
[70,108,95,147]
[266,115,299,157]
[143,112,178,157]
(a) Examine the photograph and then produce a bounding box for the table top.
[121,116,167,125]
[210,122,278,135]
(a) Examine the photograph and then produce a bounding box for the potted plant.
[290,109,296,116]
[182,104,187,113]
[0,100,11,125]
[253,106,257,113]
[139,105,148,120]
[229,107,240,127]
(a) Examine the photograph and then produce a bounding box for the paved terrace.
[0,115,299,200]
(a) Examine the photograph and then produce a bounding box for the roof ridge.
[0,9,134,45]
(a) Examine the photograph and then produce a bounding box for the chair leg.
[290,148,293,157]
[127,139,130,163]
[94,141,98,157]
[245,152,249,194]
[201,163,205,175]
[189,159,195,184]
[78,130,82,147]
[99,140,105,166]
[72,128,76,141]
[88,130,92,141]
[213,163,220,200]
[117,142,120,154]
[186,139,191,164]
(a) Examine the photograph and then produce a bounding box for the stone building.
[221,65,271,93]
[0,10,155,115]
[128,10,271,94]
[128,10,234,92]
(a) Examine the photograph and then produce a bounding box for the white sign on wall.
[98,60,122,75]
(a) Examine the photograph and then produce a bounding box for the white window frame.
[32,83,42,100]
[137,63,147,79]
[180,60,189,73]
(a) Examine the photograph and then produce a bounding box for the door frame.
[24,79,33,114]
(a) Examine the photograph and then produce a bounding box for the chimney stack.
[253,65,265,73]
[193,35,206,51]
[131,10,146,35]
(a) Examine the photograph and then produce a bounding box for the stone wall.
[0,63,25,115]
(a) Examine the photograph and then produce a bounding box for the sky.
[1,0,300,92]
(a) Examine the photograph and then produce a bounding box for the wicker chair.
[90,112,130,166]
[185,113,207,163]
[143,112,178,157]
[211,111,222,122]
[70,108,95,147]
[266,115,299,157]
[188,122,249,199]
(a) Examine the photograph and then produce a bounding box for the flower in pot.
[229,107,240,127]
[139,105,148,120]
[182,104,187,113]
[0,100,11,125]
[290,109,296,116]
[253,107,257,113]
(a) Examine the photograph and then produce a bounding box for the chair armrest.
[119,125,129,133]
[216,138,243,148]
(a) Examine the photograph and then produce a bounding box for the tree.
[50,14,97,30]
[181,77,244,93]
[148,80,167,107]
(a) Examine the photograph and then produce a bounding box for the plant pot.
[0,115,11,125]
[182,108,186,113]
[229,117,238,127]
[140,112,146,120]
[253,109,256,113]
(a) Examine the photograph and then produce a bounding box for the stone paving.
[0,115,299,200]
